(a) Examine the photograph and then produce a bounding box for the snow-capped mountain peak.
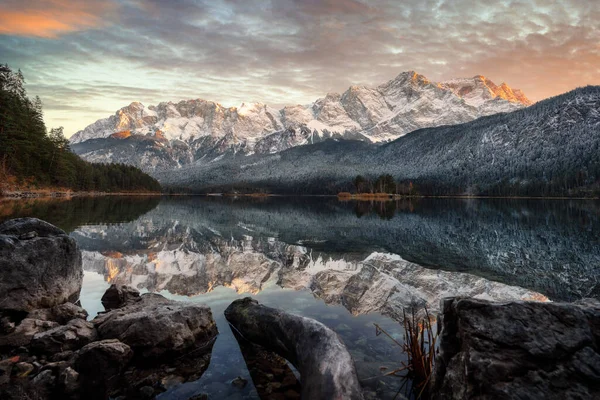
[71,71,531,173]
[440,75,532,108]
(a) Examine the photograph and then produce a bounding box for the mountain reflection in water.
[1,195,598,399]
[67,196,599,304]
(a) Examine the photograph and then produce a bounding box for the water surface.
[1,196,598,399]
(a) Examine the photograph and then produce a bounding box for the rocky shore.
[0,219,217,399]
[1,217,599,399]
[432,297,600,399]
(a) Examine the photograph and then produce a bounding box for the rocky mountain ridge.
[71,72,530,172]
[156,86,600,197]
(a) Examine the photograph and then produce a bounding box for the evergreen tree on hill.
[0,64,161,193]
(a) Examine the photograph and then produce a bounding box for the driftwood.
[224,297,364,400]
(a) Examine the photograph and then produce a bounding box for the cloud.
[0,0,117,38]
[0,0,598,137]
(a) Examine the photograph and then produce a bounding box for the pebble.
[32,369,55,386]
[139,385,155,398]
[13,362,34,377]
[59,367,80,393]
[231,376,248,388]
[281,374,297,388]
[19,231,38,240]
[284,389,301,399]
[0,360,13,385]
[160,374,185,389]
[188,394,208,400]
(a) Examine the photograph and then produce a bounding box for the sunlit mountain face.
[68,71,531,174]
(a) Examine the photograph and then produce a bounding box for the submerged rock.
[225,297,364,400]
[231,376,248,388]
[230,326,302,399]
[93,293,218,359]
[433,297,600,399]
[0,218,82,312]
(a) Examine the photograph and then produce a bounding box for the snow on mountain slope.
[440,75,532,107]
[71,71,531,172]
[157,86,598,198]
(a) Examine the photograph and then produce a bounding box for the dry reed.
[374,307,438,399]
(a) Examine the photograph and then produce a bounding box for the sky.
[1,0,599,137]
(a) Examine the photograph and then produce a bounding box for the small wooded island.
[0,217,598,399]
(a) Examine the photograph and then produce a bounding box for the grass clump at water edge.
[374,307,438,399]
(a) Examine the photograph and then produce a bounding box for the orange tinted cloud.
[0,1,116,38]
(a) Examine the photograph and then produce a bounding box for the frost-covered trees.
[157,86,600,198]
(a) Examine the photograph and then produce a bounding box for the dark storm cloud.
[0,0,598,135]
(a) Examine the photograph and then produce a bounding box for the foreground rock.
[94,293,218,359]
[29,303,88,325]
[100,284,140,310]
[0,217,218,399]
[75,339,133,396]
[433,297,600,399]
[225,297,363,400]
[0,218,82,312]
[0,303,88,350]
[0,288,218,400]
[30,319,97,354]
[0,318,59,348]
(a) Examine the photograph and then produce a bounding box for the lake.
[1,195,599,399]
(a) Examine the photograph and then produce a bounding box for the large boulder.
[0,218,82,312]
[100,284,140,310]
[225,297,364,400]
[433,297,600,399]
[93,292,218,359]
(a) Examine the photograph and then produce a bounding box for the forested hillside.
[157,86,600,197]
[0,65,161,193]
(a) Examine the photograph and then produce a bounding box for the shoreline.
[214,193,600,201]
[338,193,600,201]
[1,190,598,201]
[0,190,163,199]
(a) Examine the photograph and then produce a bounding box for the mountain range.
[71,71,530,172]
[154,86,600,197]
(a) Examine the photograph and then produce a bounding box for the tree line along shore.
[0,65,161,197]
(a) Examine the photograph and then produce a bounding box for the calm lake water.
[1,196,599,399]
